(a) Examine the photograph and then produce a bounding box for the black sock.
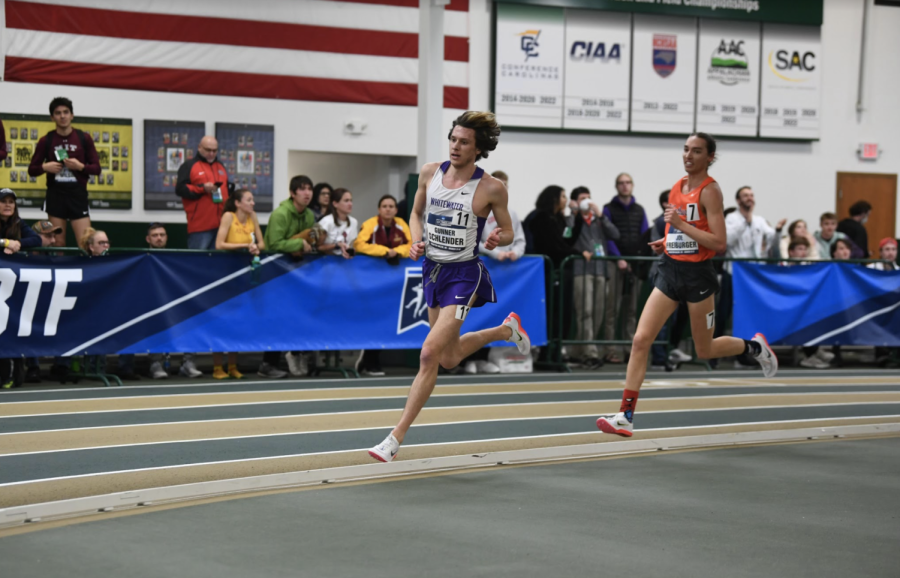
[744,339,762,357]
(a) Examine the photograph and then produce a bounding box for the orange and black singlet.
[664,176,716,262]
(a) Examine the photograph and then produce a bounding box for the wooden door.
[836,172,897,257]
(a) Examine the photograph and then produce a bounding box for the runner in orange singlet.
[597,133,778,437]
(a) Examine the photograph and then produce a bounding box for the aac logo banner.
[709,39,751,86]
[652,34,677,77]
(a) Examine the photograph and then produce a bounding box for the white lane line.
[0,379,611,405]
[1,402,898,457]
[1,390,899,424]
[804,299,900,346]
[2,380,898,415]
[1,414,897,488]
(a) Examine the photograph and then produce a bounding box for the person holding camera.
[176,136,229,250]
[317,188,358,258]
[566,186,620,368]
[28,97,101,247]
[354,194,412,266]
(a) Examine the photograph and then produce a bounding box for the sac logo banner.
[653,34,677,77]
[767,49,816,82]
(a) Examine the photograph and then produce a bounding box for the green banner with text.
[496,0,823,26]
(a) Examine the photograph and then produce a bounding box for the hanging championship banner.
[562,10,631,131]
[759,24,821,139]
[143,120,207,211]
[696,20,761,137]
[0,114,133,209]
[630,14,698,134]
[215,123,274,212]
[494,3,565,129]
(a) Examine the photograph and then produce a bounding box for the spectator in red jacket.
[176,136,229,249]
[27,97,101,247]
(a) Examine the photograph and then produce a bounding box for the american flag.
[3,0,470,108]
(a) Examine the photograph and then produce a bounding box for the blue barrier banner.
[733,261,900,346]
[0,253,547,356]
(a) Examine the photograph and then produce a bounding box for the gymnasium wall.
[1,0,898,237]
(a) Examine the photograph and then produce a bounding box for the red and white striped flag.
[3,0,470,108]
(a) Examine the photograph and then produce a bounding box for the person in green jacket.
[264,175,317,255]
[257,175,317,379]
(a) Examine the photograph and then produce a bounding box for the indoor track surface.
[1,370,899,576]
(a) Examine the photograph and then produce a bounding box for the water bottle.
[250,233,261,284]
[164,354,171,373]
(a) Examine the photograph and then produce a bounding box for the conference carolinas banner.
[732,262,900,346]
[0,253,547,357]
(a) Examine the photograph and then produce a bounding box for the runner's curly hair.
[448,111,501,161]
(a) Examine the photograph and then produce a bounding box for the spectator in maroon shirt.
[28,97,101,248]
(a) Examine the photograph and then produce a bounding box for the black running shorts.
[654,255,720,303]
[44,188,90,221]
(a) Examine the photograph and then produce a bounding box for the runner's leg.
[687,295,745,360]
[623,288,679,393]
[391,306,463,443]
[70,217,91,248]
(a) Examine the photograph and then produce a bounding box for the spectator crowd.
[1,96,898,388]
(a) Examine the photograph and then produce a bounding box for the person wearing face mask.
[838,201,872,258]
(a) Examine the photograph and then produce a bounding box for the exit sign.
[859,143,880,160]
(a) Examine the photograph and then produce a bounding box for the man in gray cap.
[32,220,63,247]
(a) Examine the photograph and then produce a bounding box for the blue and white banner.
[733,262,900,346]
[0,253,547,357]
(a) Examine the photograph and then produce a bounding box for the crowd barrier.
[544,254,900,372]
[0,250,548,357]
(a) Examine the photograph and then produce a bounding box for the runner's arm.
[485,178,514,247]
[409,164,437,244]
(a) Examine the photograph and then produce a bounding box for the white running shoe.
[179,360,203,378]
[464,361,478,375]
[149,361,168,380]
[285,352,307,377]
[502,312,531,355]
[368,434,400,462]
[815,349,835,363]
[752,333,779,378]
[800,355,829,369]
[475,360,500,374]
[668,348,692,364]
[596,412,634,437]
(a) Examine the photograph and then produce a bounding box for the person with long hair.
[212,189,265,379]
[310,182,333,220]
[317,188,358,258]
[0,189,42,255]
[597,133,778,437]
[0,189,42,388]
[366,111,530,462]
